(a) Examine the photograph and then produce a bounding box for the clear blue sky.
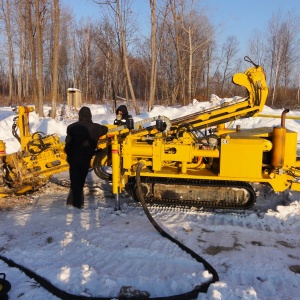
[62,0,300,56]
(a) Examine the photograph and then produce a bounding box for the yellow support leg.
[0,140,6,189]
[112,135,121,210]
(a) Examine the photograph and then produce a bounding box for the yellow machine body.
[116,127,299,192]
[0,107,69,197]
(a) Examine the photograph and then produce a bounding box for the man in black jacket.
[65,106,108,208]
[114,105,129,125]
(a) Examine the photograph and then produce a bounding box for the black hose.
[0,254,111,300]
[135,162,219,299]
[0,164,219,299]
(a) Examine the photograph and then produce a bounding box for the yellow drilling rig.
[1,57,300,210]
[94,57,300,209]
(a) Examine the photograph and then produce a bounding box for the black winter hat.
[116,105,129,120]
[79,106,92,121]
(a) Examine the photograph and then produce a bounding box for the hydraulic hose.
[0,254,112,300]
[0,163,219,299]
[135,162,219,299]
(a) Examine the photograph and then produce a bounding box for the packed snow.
[0,97,300,300]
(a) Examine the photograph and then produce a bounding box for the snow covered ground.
[0,99,300,300]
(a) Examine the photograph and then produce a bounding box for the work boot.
[66,189,73,206]
[72,191,84,209]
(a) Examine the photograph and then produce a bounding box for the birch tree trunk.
[170,0,185,104]
[51,0,60,119]
[115,0,139,114]
[25,0,38,107]
[148,0,157,111]
[0,0,14,105]
[34,0,45,116]
[17,1,24,104]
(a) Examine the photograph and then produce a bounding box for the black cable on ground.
[0,254,111,300]
[135,162,219,300]
[0,162,219,300]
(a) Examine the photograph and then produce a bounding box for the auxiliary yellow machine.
[0,106,69,197]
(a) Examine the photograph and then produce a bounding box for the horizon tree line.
[0,0,299,118]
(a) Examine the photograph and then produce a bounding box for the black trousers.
[68,158,90,208]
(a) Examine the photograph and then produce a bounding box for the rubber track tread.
[138,177,256,209]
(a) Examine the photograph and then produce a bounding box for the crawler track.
[130,177,256,210]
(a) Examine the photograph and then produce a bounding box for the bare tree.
[148,0,157,111]
[16,1,25,104]
[0,0,14,105]
[75,20,94,102]
[86,23,92,103]
[212,36,240,96]
[266,11,300,107]
[267,12,284,107]
[161,0,214,105]
[25,0,38,106]
[178,1,213,104]
[94,0,140,114]
[247,30,266,67]
[50,0,60,118]
[92,18,122,109]
[34,0,46,116]
[58,9,74,99]
[169,0,186,103]
[5,0,300,113]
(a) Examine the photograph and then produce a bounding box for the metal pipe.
[115,194,120,211]
[258,113,300,120]
[281,109,289,128]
